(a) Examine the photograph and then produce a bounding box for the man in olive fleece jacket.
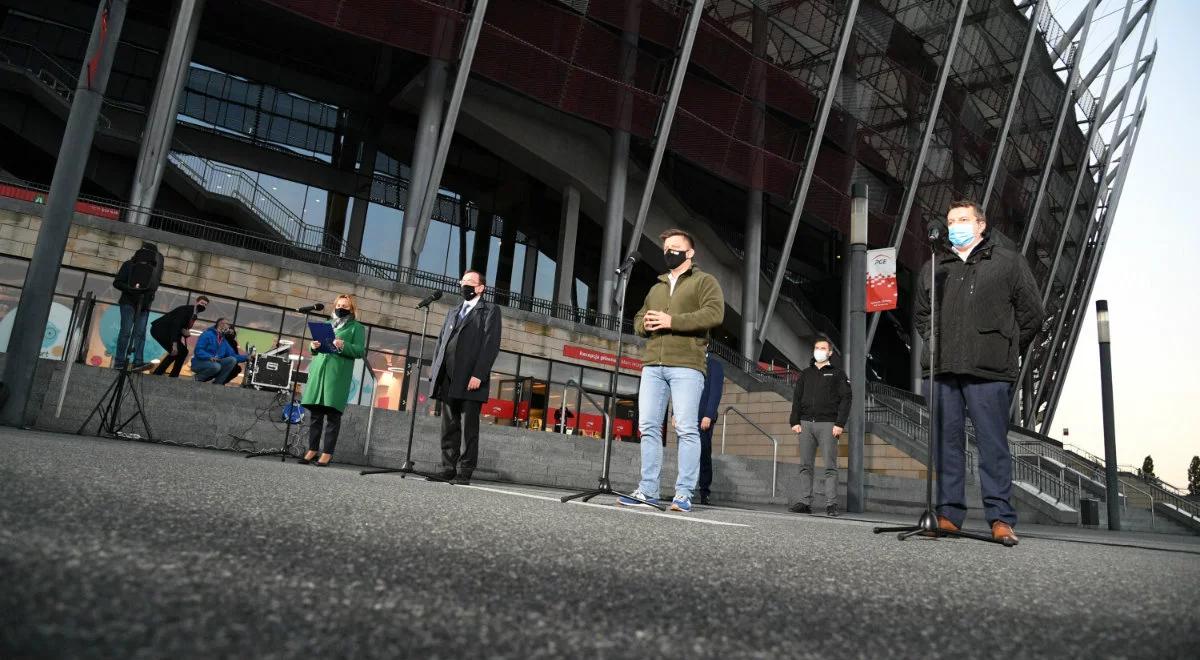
[619,228,724,512]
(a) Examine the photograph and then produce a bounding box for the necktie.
[457,305,468,322]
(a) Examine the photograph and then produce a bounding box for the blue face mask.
[947,223,977,248]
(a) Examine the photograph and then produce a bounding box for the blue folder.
[308,321,337,353]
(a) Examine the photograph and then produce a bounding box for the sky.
[1047,0,1200,489]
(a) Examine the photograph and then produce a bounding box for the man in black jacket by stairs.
[788,337,852,517]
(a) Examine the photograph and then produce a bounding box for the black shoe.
[788,503,812,514]
[698,494,711,506]
[427,469,456,482]
[450,475,472,486]
[297,454,316,465]
[826,505,839,517]
[131,362,153,371]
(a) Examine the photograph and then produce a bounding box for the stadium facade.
[0,0,1154,436]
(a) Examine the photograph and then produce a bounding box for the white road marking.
[460,484,750,528]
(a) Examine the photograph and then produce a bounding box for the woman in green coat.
[299,294,366,466]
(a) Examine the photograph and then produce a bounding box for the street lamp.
[847,183,868,513]
[1096,300,1120,531]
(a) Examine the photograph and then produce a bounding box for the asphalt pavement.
[2,429,1197,659]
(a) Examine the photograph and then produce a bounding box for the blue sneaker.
[670,496,692,512]
[618,490,659,507]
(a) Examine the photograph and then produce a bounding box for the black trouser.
[698,423,714,497]
[306,405,343,455]
[150,328,187,377]
[440,397,481,476]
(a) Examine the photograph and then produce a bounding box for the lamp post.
[1096,300,1120,530]
[847,184,868,513]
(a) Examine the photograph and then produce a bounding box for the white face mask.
[813,349,829,363]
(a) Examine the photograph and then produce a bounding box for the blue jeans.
[637,365,704,500]
[927,375,1017,527]
[193,357,238,384]
[115,303,148,367]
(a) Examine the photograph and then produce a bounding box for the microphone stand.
[360,291,448,481]
[561,257,665,510]
[872,230,1005,545]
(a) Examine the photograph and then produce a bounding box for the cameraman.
[113,242,163,370]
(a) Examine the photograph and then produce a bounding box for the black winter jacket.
[914,230,1044,382]
[789,363,852,427]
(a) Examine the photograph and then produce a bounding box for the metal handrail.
[565,379,609,440]
[1120,480,1156,531]
[0,37,112,130]
[719,405,779,498]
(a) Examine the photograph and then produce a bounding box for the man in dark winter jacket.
[150,295,208,377]
[788,337,852,516]
[112,242,163,370]
[914,200,1043,546]
[696,352,724,505]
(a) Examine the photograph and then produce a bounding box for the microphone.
[927,221,946,244]
[297,303,324,313]
[416,290,443,309]
[615,251,640,275]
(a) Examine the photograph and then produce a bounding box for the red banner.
[482,398,514,418]
[562,344,643,371]
[0,184,120,220]
[866,248,898,312]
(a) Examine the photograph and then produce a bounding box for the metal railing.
[720,405,780,498]
[1121,480,1156,531]
[0,37,111,130]
[868,381,1084,506]
[168,151,312,246]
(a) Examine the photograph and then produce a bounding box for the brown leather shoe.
[991,521,1019,546]
[937,516,960,532]
[921,515,960,536]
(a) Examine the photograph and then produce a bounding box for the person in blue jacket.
[190,317,247,385]
[696,351,724,505]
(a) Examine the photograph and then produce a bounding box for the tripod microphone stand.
[360,289,448,481]
[561,253,665,510]
[872,225,1004,545]
[78,297,153,441]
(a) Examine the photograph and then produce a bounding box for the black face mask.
[195,304,206,314]
[461,285,478,301]
[334,308,351,318]
[663,249,688,270]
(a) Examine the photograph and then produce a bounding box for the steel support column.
[1078,0,1153,88]
[1,0,129,427]
[1021,1,1152,421]
[406,0,493,271]
[1019,0,1101,255]
[554,185,580,309]
[1040,102,1144,431]
[398,59,449,271]
[1031,18,1155,426]
[865,0,970,350]
[621,0,707,260]
[757,0,861,347]
[1040,118,1138,432]
[981,0,1045,211]
[598,0,641,316]
[741,5,767,360]
[128,0,205,226]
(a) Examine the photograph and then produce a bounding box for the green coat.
[301,318,365,412]
[633,265,725,374]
